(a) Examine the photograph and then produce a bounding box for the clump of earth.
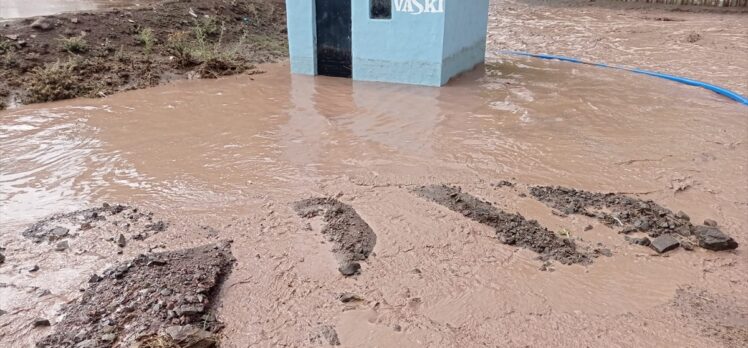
[413,185,592,265]
[529,186,739,253]
[21,203,168,249]
[37,242,235,348]
[294,198,377,276]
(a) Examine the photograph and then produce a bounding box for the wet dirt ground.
[1,58,746,346]
[489,0,748,96]
[0,0,164,19]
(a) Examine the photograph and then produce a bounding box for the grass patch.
[137,28,155,55]
[58,36,88,54]
[25,60,86,103]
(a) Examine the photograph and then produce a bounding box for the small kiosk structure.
[285,0,490,86]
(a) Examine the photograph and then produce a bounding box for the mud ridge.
[294,198,377,276]
[529,186,739,252]
[37,242,235,348]
[413,185,591,265]
[22,203,168,244]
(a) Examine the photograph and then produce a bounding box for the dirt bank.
[488,0,748,96]
[530,185,739,252]
[38,242,234,348]
[413,185,593,265]
[294,198,378,276]
[0,0,287,109]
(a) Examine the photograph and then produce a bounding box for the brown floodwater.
[1,60,747,346]
[0,0,163,19]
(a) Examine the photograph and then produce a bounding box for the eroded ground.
[1,1,747,347]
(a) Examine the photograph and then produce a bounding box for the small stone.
[164,325,216,347]
[338,262,361,277]
[650,234,680,254]
[675,211,690,221]
[100,333,117,342]
[55,241,69,252]
[174,304,204,317]
[100,324,116,334]
[30,18,54,31]
[584,225,593,231]
[595,248,613,257]
[160,288,173,296]
[0,252,5,264]
[393,324,402,332]
[116,234,126,248]
[0,309,6,316]
[74,339,97,348]
[71,17,79,24]
[33,318,51,327]
[310,325,340,346]
[88,274,102,283]
[338,293,363,303]
[5,34,19,41]
[681,241,695,251]
[694,226,738,251]
[29,265,40,272]
[48,227,70,241]
[703,219,718,227]
[625,236,651,246]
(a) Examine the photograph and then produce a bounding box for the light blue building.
[285,0,490,86]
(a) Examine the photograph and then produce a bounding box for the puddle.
[1,59,746,347]
[0,0,162,19]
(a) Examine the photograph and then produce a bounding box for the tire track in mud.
[529,186,739,253]
[412,185,591,265]
[294,198,377,276]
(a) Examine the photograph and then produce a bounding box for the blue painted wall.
[286,0,488,86]
[285,0,316,75]
[441,0,490,85]
[351,1,445,86]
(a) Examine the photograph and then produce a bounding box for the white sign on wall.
[394,0,445,15]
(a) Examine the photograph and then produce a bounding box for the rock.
[338,262,361,277]
[650,234,680,254]
[595,248,612,257]
[703,219,718,227]
[694,226,738,251]
[33,318,51,327]
[0,252,5,264]
[393,324,402,332]
[338,293,363,303]
[100,333,117,342]
[5,34,19,41]
[681,241,695,251]
[29,264,40,272]
[74,339,97,348]
[71,17,79,24]
[0,309,7,316]
[116,234,126,248]
[30,18,54,31]
[48,227,69,241]
[55,241,69,252]
[675,211,690,221]
[174,304,204,317]
[164,325,217,348]
[584,225,593,231]
[625,236,651,246]
[88,274,102,283]
[310,325,340,346]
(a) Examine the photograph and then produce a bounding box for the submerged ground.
[1,1,747,347]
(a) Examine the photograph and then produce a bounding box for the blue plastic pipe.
[498,50,748,107]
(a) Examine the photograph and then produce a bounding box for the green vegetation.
[26,60,85,103]
[137,28,155,55]
[58,35,88,54]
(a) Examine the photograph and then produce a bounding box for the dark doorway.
[315,0,352,78]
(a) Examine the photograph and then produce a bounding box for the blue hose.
[498,50,748,107]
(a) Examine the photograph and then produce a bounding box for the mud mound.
[413,185,590,265]
[37,242,234,348]
[529,186,738,252]
[294,198,377,275]
[22,203,168,244]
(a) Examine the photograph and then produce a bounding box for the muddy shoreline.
[0,0,287,110]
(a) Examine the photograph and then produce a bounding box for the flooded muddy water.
[1,60,747,347]
[0,0,162,19]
